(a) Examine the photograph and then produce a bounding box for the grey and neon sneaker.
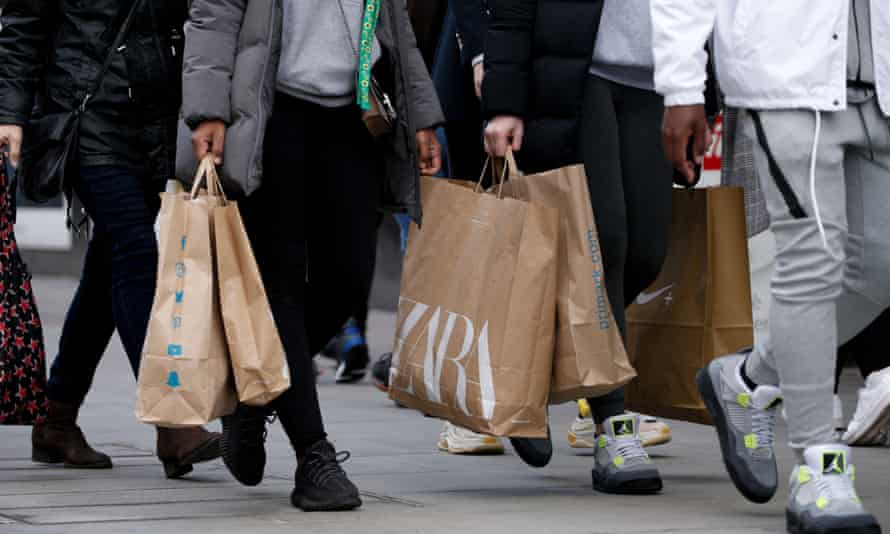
[786,445,881,534]
[696,353,782,503]
[592,414,662,494]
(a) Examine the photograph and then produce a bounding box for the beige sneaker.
[568,400,672,449]
[438,422,505,455]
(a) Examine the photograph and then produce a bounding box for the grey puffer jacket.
[175,0,444,221]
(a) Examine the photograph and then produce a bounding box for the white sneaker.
[842,367,890,446]
[786,445,880,534]
[437,422,504,455]
[568,411,672,449]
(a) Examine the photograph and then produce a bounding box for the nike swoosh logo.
[635,285,674,305]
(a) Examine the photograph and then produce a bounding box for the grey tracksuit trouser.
[742,96,890,451]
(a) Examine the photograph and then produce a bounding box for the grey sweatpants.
[741,96,890,451]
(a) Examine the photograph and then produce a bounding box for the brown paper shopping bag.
[389,164,559,438]
[625,188,753,425]
[137,158,237,427]
[213,184,290,406]
[499,154,634,404]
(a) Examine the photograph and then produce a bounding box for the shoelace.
[302,447,351,487]
[613,437,649,466]
[750,408,777,456]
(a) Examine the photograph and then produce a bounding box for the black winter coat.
[0,0,187,181]
[483,0,603,173]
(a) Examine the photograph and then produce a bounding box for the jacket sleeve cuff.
[664,90,706,107]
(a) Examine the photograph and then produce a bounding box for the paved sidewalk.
[1,277,888,534]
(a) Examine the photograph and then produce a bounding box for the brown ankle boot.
[156,426,222,479]
[32,401,113,468]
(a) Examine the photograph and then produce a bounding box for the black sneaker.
[372,353,393,392]
[510,426,553,468]
[334,320,370,384]
[220,404,273,487]
[292,441,362,511]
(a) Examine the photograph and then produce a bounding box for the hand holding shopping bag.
[390,157,559,438]
[137,157,237,427]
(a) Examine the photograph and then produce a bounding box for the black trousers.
[579,75,673,423]
[241,93,382,454]
[48,166,161,405]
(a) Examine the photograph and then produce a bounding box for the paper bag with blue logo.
[213,177,290,406]
[498,158,634,404]
[389,161,559,438]
[137,158,237,427]
[625,188,754,425]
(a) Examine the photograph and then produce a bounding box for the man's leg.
[837,101,890,445]
[741,109,850,451]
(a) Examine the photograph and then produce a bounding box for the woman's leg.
[579,75,630,425]
[47,230,116,406]
[613,84,673,306]
[239,95,324,456]
[71,166,158,369]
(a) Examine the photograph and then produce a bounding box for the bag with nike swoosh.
[497,152,634,404]
[625,187,754,425]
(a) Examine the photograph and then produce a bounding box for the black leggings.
[579,75,673,423]
[241,93,382,455]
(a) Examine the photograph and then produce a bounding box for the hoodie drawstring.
[808,110,844,262]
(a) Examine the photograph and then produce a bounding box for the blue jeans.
[47,166,160,405]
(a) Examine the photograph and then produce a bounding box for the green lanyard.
[356,0,381,111]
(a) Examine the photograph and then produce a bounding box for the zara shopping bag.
[389,163,559,438]
[498,153,634,404]
[137,158,237,427]
[625,188,754,424]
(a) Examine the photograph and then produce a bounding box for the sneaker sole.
[292,493,363,512]
[567,430,595,449]
[844,390,890,446]
[438,438,505,455]
[641,431,672,448]
[786,508,881,534]
[696,366,776,504]
[593,473,663,495]
[335,370,367,384]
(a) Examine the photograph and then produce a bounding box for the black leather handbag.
[19,0,143,202]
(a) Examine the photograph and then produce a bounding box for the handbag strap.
[79,0,145,112]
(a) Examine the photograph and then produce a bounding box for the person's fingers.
[192,130,209,160]
[493,132,509,158]
[7,136,21,168]
[692,118,709,166]
[663,115,690,177]
[210,126,225,165]
[510,122,524,152]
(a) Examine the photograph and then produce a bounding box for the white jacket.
[652,0,890,116]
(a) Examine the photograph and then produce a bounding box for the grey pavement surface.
[1,277,888,534]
